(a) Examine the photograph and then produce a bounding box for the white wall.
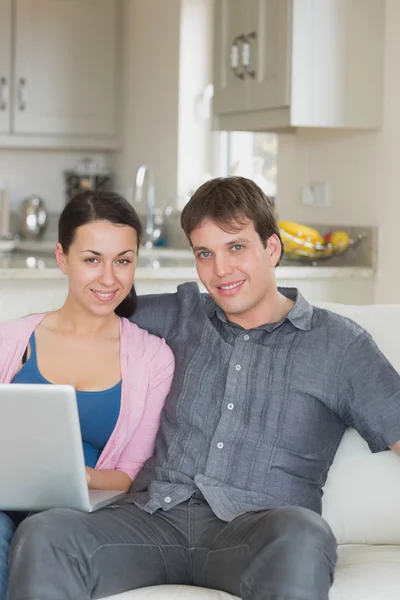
[115,0,181,210]
[0,150,109,212]
[177,0,214,201]
[276,0,399,303]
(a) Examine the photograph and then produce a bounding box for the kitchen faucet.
[135,165,160,248]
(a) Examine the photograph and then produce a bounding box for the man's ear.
[266,234,282,266]
[55,243,68,275]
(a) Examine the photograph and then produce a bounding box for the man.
[8,177,400,600]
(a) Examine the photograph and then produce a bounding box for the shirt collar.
[204,287,313,332]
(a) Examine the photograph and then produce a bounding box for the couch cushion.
[330,544,400,600]
[103,585,236,600]
[102,545,400,600]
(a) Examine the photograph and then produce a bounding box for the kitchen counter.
[0,242,376,281]
[0,241,377,308]
[0,234,378,278]
[0,263,376,281]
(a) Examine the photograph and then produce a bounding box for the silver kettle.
[18,195,48,239]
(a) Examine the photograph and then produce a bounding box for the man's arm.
[337,329,400,454]
[131,292,180,339]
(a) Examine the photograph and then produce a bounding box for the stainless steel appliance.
[18,195,48,240]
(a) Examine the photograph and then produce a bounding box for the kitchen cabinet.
[213,0,385,132]
[213,0,248,115]
[0,0,120,149]
[0,0,12,134]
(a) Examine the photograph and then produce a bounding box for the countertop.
[0,260,376,282]
[0,240,376,281]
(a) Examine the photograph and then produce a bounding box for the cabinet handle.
[242,31,257,78]
[0,77,8,111]
[17,78,27,111]
[230,34,245,80]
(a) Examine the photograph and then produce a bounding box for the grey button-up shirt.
[129,283,400,522]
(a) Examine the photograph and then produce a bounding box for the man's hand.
[389,440,400,455]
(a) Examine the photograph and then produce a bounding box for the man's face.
[190,218,282,328]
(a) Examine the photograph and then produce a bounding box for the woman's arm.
[86,466,132,492]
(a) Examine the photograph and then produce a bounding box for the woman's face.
[55,220,138,317]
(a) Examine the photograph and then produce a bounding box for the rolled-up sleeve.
[337,330,400,452]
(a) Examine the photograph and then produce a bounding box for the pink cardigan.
[0,314,174,480]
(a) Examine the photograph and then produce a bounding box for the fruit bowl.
[277,221,366,263]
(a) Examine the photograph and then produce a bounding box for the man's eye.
[231,244,244,251]
[198,251,211,259]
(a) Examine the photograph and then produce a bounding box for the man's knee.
[259,506,337,560]
[241,507,336,598]
[248,506,335,554]
[11,509,86,561]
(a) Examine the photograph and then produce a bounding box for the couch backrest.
[318,303,400,545]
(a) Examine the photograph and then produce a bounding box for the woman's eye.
[85,257,98,264]
[117,259,131,265]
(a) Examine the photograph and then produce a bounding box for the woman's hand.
[85,466,132,492]
[85,466,95,486]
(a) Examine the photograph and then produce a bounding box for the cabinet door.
[0,0,11,133]
[213,0,248,115]
[13,0,119,136]
[247,0,291,111]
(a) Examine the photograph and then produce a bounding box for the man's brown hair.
[180,176,283,263]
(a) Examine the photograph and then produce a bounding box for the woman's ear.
[55,242,68,274]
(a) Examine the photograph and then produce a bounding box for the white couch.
[2,289,400,600]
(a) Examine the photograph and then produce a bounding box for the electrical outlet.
[300,182,331,208]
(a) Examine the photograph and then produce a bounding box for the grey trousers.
[7,497,337,600]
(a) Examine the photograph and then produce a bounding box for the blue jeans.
[0,512,15,600]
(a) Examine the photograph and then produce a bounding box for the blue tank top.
[12,333,121,468]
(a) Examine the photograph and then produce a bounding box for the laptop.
[0,384,126,512]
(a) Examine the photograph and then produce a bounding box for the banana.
[278,221,325,255]
[278,221,324,245]
[278,221,351,259]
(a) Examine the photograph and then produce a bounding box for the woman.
[0,190,174,600]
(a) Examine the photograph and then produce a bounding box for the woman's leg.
[0,513,16,600]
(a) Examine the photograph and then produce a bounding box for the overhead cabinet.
[0,0,120,148]
[213,0,385,131]
[0,0,12,134]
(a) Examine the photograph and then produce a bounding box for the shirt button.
[164,496,172,503]
[217,442,224,449]
[243,334,250,341]
[235,364,241,371]
[227,403,234,410]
